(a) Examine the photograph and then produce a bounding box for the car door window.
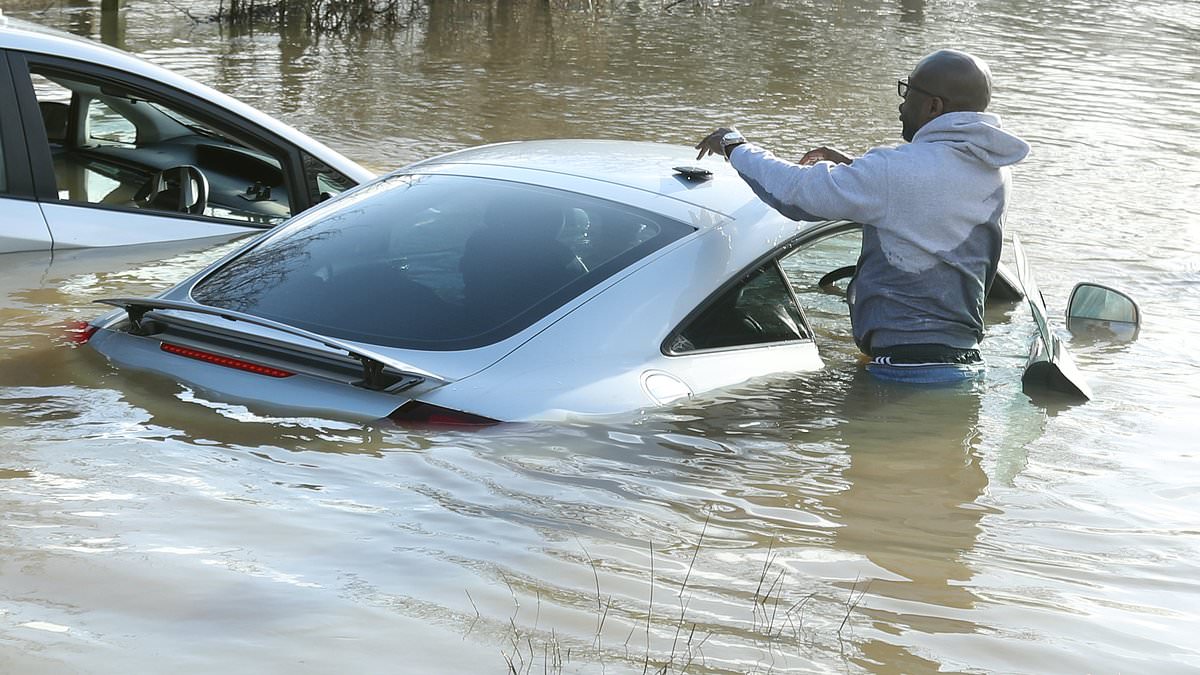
[302,151,356,203]
[26,64,294,226]
[778,226,863,344]
[85,99,136,145]
[667,262,811,354]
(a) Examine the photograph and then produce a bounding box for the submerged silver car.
[82,140,1128,423]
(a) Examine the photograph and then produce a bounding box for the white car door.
[9,51,358,251]
[0,197,52,253]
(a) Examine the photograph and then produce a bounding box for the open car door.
[1013,234,1141,401]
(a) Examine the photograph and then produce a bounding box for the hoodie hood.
[913,111,1030,168]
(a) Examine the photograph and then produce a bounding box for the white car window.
[86,99,136,145]
[27,66,293,225]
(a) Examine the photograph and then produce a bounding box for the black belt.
[871,343,981,365]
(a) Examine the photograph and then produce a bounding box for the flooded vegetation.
[2,0,1198,672]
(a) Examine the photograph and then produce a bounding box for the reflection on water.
[826,378,991,607]
[2,0,1199,673]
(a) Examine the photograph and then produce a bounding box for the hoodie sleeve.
[729,144,888,225]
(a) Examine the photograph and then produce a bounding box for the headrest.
[39,101,70,143]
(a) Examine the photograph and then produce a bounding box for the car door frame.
[6,49,321,248]
[0,47,53,252]
[661,219,860,358]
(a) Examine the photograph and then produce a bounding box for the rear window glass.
[192,174,694,350]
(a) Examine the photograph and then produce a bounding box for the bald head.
[910,49,992,112]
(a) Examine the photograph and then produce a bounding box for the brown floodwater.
[1,1,1198,673]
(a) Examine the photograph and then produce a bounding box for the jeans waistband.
[871,343,982,365]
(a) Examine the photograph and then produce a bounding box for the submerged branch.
[195,0,704,34]
[211,0,423,32]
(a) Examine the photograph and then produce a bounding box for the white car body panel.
[0,196,51,252]
[424,323,822,422]
[89,328,406,421]
[39,201,261,249]
[413,140,751,218]
[413,162,738,227]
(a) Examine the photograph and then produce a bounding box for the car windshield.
[192,174,694,350]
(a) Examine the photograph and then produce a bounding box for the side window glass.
[668,263,810,354]
[28,66,294,226]
[302,151,355,203]
[571,204,660,272]
[86,99,136,145]
[778,227,863,344]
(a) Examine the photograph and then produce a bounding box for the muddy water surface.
[1,1,1198,673]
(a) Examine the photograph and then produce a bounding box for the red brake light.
[66,320,100,344]
[160,342,294,378]
[389,401,498,427]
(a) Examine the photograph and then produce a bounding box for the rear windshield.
[192,174,694,350]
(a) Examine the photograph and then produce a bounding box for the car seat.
[39,101,69,144]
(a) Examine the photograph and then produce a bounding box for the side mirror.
[1066,283,1140,340]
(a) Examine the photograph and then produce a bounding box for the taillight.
[388,401,498,427]
[160,342,295,378]
[66,320,99,344]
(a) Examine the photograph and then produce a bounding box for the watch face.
[722,132,744,144]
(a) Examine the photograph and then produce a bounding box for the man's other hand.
[799,146,853,165]
[695,127,736,160]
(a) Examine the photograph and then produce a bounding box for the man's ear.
[927,95,945,117]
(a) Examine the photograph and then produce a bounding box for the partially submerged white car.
[81,139,1097,424]
[0,15,372,253]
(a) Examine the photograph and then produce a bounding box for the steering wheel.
[818,264,856,294]
[134,165,209,215]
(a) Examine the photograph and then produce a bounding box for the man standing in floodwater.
[697,49,1030,383]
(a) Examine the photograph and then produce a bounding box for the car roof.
[406,139,771,219]
[0,17,373,184]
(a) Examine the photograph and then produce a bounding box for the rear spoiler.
[97,297,443,392]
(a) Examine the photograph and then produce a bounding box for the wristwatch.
[721,130,747,158]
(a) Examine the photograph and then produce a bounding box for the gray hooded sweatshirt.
[729,111,1030,354]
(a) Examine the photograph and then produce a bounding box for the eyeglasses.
[897,78,941,100]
